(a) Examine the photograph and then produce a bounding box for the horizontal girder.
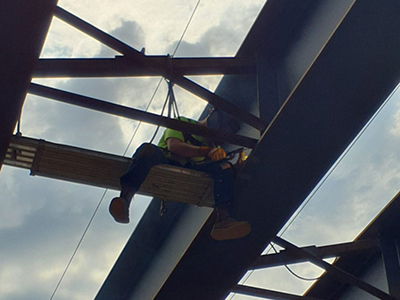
[33,57,256,77]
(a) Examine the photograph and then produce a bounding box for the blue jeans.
[120,143,234,207]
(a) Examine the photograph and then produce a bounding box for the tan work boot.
[109,197,129,224]
[210,217,251,241]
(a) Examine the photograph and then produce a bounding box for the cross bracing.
[2,0,400,300]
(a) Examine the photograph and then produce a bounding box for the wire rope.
[49,189,108,300]
[49,1,202,299]
[269,242,325,282]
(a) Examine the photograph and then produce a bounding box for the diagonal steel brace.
[273,236,398,300]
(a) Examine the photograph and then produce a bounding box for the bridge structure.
[2,1,400,299]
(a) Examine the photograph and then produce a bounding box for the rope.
[49,2,202,299]
[148,0,200,141]
[16,112,22,136]
[172,0,201,57]
[148,79,180,142]
[269,243,323,282]
[49,190,108,300]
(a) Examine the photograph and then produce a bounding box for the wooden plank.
[5,136,215,207]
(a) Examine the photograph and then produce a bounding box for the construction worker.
[109,116,251,241]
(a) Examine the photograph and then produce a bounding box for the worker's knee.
[134,143,157,159]
[219,162,231,170]
[217,165,235,181]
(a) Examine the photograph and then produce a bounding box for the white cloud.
[2,1,269,300]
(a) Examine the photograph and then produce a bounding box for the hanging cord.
[150,79,181,216]
[49,2,202,299]
[148,0,200,140]
[168,80,180,119]
[16,112,22,136]
[269,242,329,282]
[172,0,201,57]
[49,189,108,300]
[49,80,164,300]
[148,79,179,143]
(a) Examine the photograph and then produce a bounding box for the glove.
[207,147,226,161]
[198,146,226,161]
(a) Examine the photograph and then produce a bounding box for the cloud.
[2,1,271,300]
[0,173,151,300]
[97,20,145,57]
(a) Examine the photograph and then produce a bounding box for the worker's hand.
[207,147,226,161]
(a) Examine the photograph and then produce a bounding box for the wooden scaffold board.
[4,136,214,207]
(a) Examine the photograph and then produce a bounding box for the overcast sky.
[1,1,400,300]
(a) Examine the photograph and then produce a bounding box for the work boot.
[210,217,251,241]
[109,197,129,224]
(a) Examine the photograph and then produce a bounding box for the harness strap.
[183,132,203,147]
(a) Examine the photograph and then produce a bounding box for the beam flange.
[380,232,400,298]
[28,83,258,148]
[33,57,256,77]
[251,239,380,270]
[53,6,267,132]
[232,285,324,300]
[0,0,57,169]
[273,237,396,300]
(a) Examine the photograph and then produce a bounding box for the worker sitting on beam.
[109,116,251,241]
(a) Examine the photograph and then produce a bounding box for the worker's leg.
[193,161,234,208]
[110,143,168,223]
[120,143,168,196]
[192,161,251,240]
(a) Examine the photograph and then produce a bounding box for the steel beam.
[0,0,57,169]
[251,239,380,270]
[53,6,267,132]
[273,237,396,300]
[232,285,324,300]
[33,57,256,77]
[380,232,400,298]
[28,83,257,148]
[96,1,400,299]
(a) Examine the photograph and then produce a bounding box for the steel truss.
[232,237,397,300]
[51,6,267,132]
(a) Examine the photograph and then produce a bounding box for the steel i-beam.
[232,284,324,300]
[251,239,380,270]
[273,237,397,300]
[33,57,256,77]
[380,232,400,298]
[28,83,258,148]
[53,6,267,132]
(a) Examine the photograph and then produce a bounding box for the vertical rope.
[49,2,202,299]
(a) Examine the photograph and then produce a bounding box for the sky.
[1,1,400,300]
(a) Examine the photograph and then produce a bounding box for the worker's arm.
[167,137,226,161]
